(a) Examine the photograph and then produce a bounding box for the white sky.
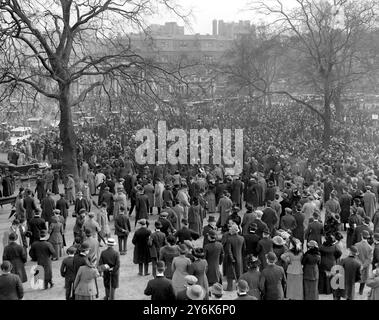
[151,0,258,34]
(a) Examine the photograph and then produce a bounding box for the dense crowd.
[1,100,379,300]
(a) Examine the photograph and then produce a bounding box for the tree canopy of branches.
[234,0,379,146]
[0,0,188,182]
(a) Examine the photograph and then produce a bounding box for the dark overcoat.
[132,227,152,264]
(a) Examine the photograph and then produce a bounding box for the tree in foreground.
[0,0,188,183]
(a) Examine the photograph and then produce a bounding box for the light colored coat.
[74,265,99,297]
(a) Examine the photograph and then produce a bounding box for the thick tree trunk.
[333,87,343,121]
[323,100,332,147]
[58,83,80,189]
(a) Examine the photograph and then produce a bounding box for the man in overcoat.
[204,230,224,286]
[98,238,120,300]
[132,219,152,276]
[29,229,56,289]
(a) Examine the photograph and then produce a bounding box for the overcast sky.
[151,0,256,34]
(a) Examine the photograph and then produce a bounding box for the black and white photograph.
[0,0,379,308]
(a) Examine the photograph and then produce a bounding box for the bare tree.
[0,0,188,183]
[251,0,379,146]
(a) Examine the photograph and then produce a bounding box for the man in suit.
[98,187,114,220]
[56,194,69,231]
[60,246,76,300]
[270,194,282,227]
[98,238,120,300]
[157,212,175,237]
[243,223,260,272]
[231,176,244,208]
[174,219,200,244]
[355,230,374,295]
[23,189,37,222]
[41,191,55,224]
[204,230,224,286]
[352,216,373,245]
[373,233,379,269]
[27,209,47,245]
[83,211,101,239]
[135,187,150,226]
[293,205,305,245]
[340,246,362,300]
[82,228,100,265]
[74,191,89,217]
[241,206,256,235]
[224,224,245,291]
[114,206,131,255]
[2,233,27,283]
[262,201,278,236]
[234,279,257,300]
[29,229,56,289]
[149,221,166,277]
[280,208,297,234]
[256,228,273,270]
[144,261,176,300]
[259,252,287,300]
[305,214,324,247]
[202,215,218,247]
[73,243,90,278]
[248,210,268,238]
[0,261,24,300]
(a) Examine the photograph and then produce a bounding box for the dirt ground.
[0,185,372,300]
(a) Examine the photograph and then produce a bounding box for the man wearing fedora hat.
[352,216,373,246]
[29,229,56,289]
[216,191,233,232]
[340,246,362,300]
[355,230,374,295]
[149,221,166,277]
[202,215,217,247]
[135,186,149,226]
[204,230,224,287]
[262,201,278,236]
[243,223,260,272]
[144,261,176,300]
[256,228,273,271]
[98,238,120,300]
[132,219,152,276]
[259,252,286,300]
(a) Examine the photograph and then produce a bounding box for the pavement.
[0,186,372,300]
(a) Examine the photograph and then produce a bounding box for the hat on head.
[184,275,198,285]
[40,229,49,240]
[79,208,87,214]
[104,186,110,191]
[88,211,95,217]
[85,229,92,236]
[53,209,61,214]
[154,221,163,229]
[178,243,188,254]
[77,191,83,196]
[362,230,370,239]
[211,283,223,296]
[364,216,371,224]
[349,246,359,256]
[193,247,205,259]
[138,219,147,226]
[307,240,319,248]
[266,252,277,263]
[107,238,116,246]
[272,235,286,246]
[207,215,216,223]
[186,285,205,300]
[160,211,168,217]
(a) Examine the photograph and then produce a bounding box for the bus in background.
[9,127,32,145]
[27,117,43,133]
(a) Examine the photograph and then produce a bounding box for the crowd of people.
[1,99,379,300]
